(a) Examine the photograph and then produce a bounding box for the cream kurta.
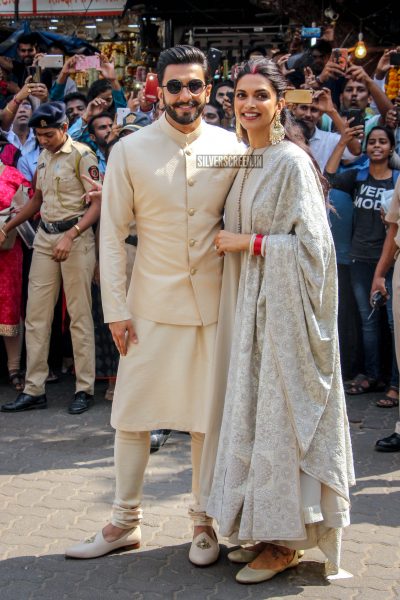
[100,115,244,431]
[206,142,355,575]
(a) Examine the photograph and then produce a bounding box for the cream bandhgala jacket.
[100,114,244,326]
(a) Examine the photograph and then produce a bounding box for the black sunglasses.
[162,79,206,95]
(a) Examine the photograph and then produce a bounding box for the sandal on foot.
[46,370,59,383]
[9,371,24,392]
[345,374,377,395]
[376,393,399,408]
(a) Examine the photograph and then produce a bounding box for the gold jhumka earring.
[269,110,285,145]
[235,117,243,143]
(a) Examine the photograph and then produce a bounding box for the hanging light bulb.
[354,32,367,59]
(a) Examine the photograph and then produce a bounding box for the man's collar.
[310,126,321,141]
[158,112,204,147]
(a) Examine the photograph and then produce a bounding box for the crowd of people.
[0,29,399,584]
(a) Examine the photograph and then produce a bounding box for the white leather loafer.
[228,547,260,564]
[65,526,141,559]
[236,550,299,584]
[189,530,220,566]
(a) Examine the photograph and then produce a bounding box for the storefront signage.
[0,0,126,16]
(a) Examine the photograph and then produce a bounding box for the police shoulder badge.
[88,165,100,181]
[124,113,137,125]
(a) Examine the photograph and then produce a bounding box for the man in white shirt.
[2,98,38,157]
[16,145,41,182]
[291,89,360,171]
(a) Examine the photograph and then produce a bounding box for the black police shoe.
[375,432,400,452]
[68,391,93,415]
[150,429,172,453]
[1,392,47,412]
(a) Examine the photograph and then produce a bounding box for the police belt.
[125,235,138,246]
[40,218,79,234]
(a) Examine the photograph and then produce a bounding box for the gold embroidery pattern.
[0,323,20,336]
[84,534,96,544]
[196,537,211,550]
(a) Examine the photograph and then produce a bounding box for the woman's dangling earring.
[235,117,242,143]
[269,110,285,145]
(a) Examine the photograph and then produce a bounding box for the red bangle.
[253,234,263,256]
[12,95,22,106]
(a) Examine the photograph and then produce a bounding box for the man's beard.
[164,99,205,125]
[97,136,110,151]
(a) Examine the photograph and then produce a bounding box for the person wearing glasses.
[66,45,244,564]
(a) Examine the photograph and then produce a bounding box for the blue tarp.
[0,21,98,57]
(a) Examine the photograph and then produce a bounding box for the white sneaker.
[189,530,220,566]
[65,526,141,559]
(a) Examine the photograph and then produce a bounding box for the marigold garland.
[385,67,400,100]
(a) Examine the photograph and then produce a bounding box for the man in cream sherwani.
[66,45,244,564]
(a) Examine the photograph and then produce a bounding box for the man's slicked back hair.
[157,45,209,85]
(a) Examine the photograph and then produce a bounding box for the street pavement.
[0,375,399,600]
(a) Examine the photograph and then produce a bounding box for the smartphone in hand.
[331,48,348,71]
[116,107,132,126]
[389,53,400,66]
[341,108,364,128]
[28,65,42,83]
[37,54,64,69]
[75,55,100,71]
[144,73,159,103]
[285,89,313,104]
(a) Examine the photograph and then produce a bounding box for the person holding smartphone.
[320,65,393,145]
[210,80,235,131]
[325,126,400,404]
[0,80,40,159]
[49,54,79,101]
[0,33,39,89]
[68,54,127,149]
[290,87,362,171]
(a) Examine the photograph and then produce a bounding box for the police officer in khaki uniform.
[0,102,101,414]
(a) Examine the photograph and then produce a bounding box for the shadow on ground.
[0,545,329,600]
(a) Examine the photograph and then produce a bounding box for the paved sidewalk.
[0,376,399,600]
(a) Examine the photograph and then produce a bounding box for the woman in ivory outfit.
[206,60,355,584]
